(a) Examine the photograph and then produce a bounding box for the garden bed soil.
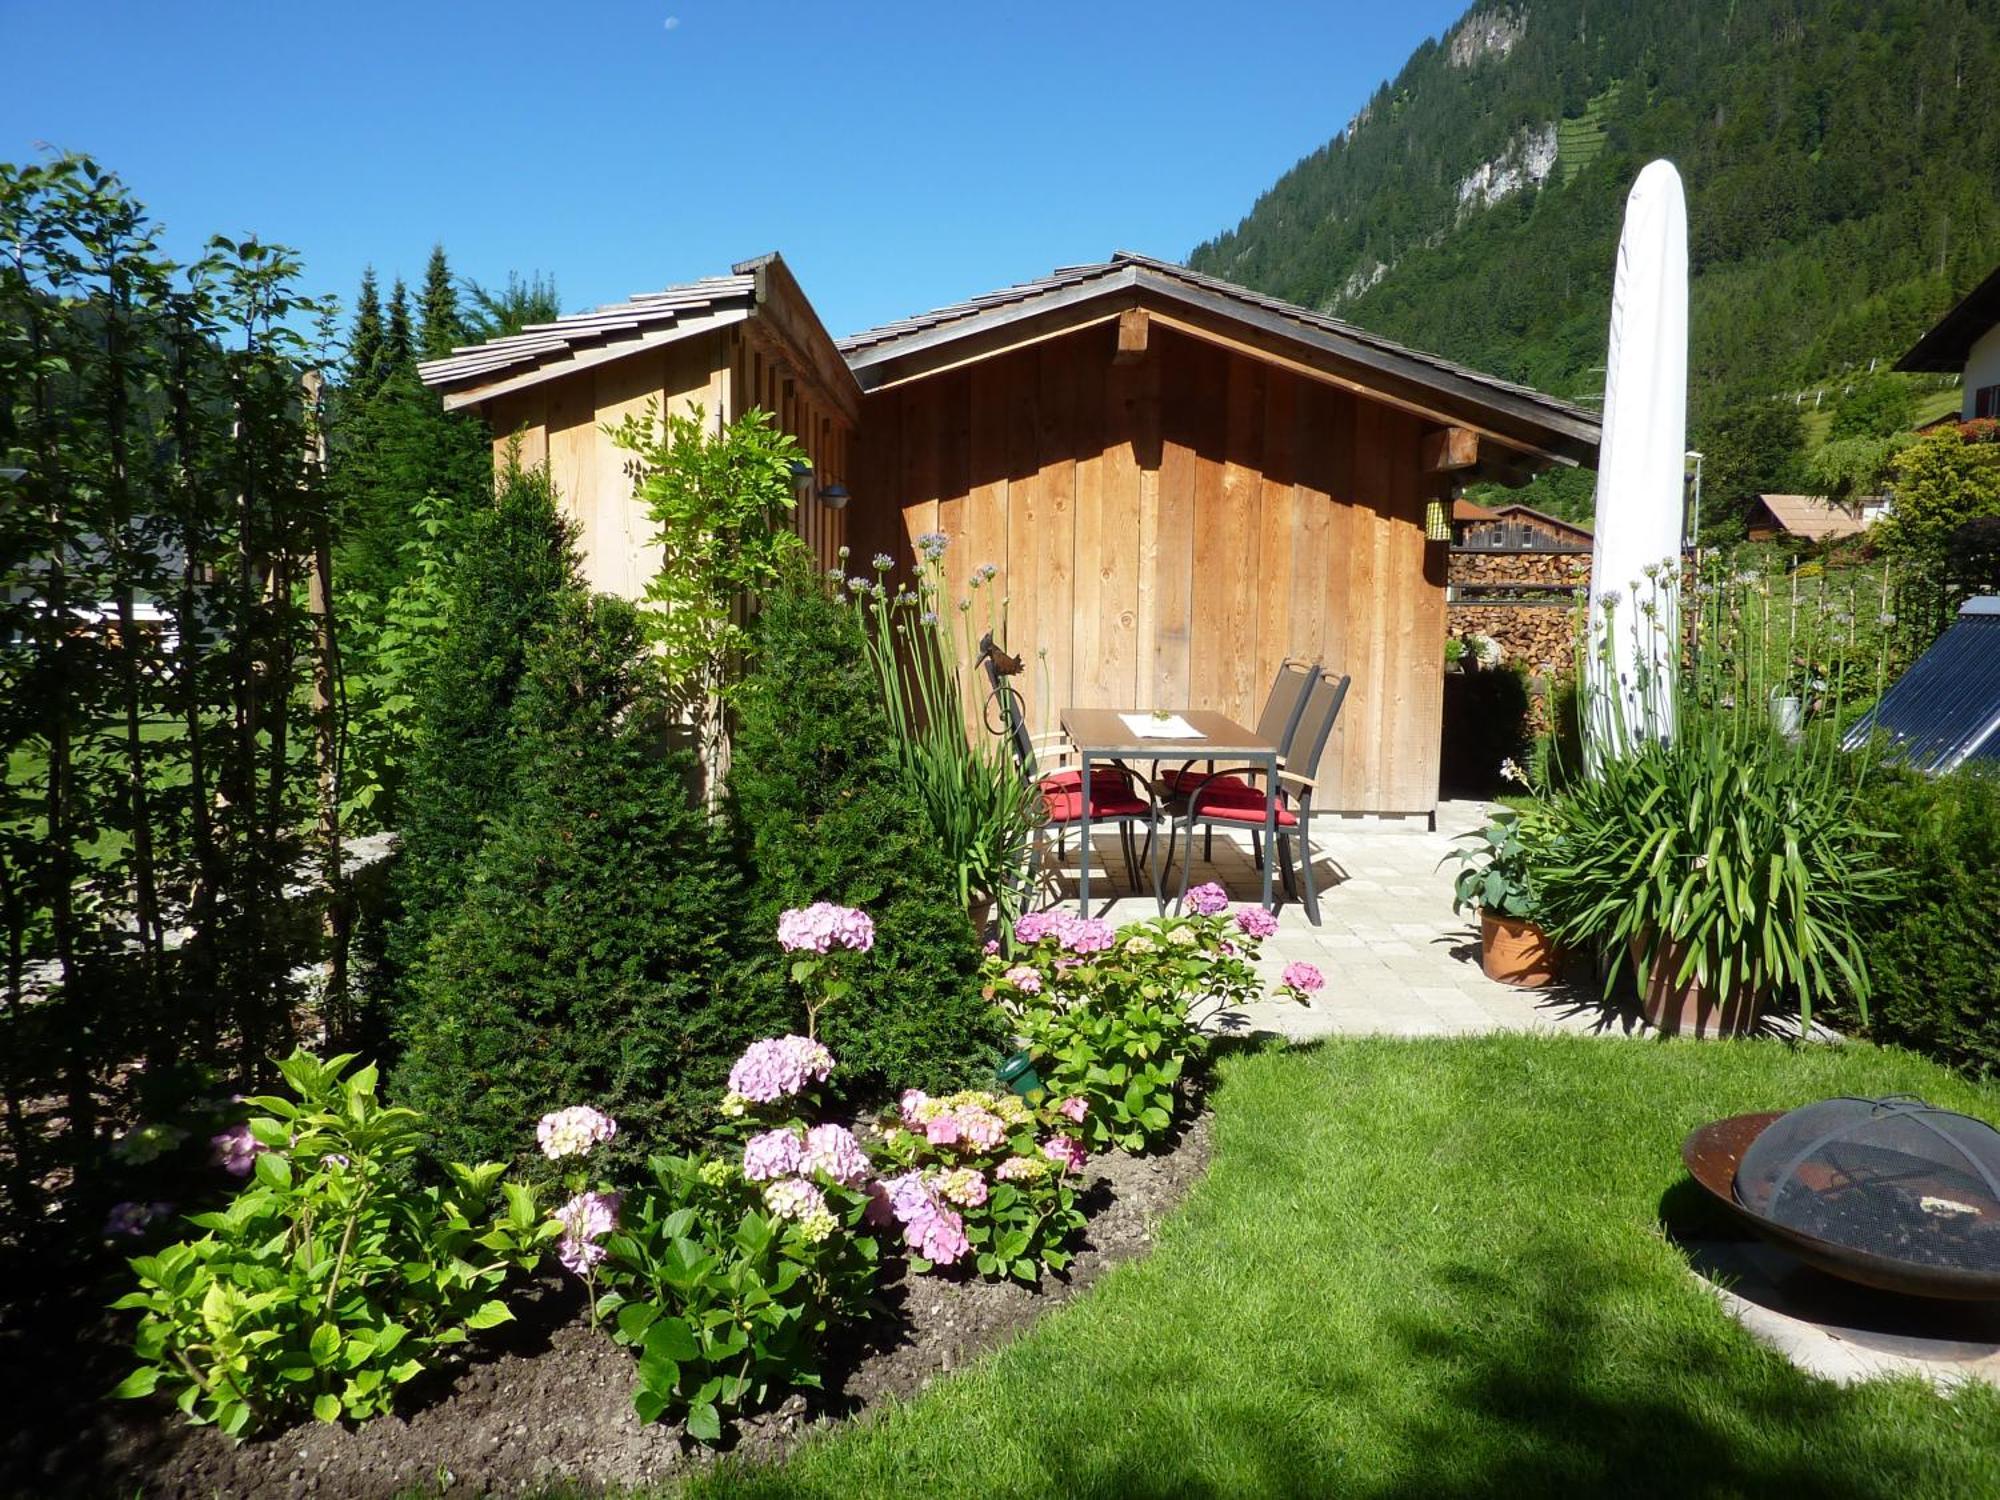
[6,1112,1211,1498]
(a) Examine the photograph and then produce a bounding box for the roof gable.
[1749,493,1874,541]
[1897,262,2000,372]
[839,251,1601,469]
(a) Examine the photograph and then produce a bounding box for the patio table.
[1058,707,1280,916]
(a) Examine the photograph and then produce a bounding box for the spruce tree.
[387,460,583,974]
[418,244,463,361]
[346,267,384,394]
[728,551,999,1101]
[384,277,414,373]
[392,592,763,1166]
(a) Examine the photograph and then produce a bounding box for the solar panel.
[1846,597,2000,772]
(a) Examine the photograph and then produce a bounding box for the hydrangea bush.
[987,890,1297,1152]
[870,1088,1089,1282]
[111,1053,552,1439]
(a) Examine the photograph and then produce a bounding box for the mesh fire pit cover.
[1734,1097,2000,1274]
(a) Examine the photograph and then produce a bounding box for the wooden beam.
[1114,307,1151,364]
[1423,425,1480,473]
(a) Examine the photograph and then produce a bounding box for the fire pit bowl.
[1683,1100,2000,1302]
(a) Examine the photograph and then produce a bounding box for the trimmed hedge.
[1855,764,2000,1076]
[727,554,1000,1102]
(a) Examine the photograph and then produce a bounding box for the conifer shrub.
[392,592,774,1167]
[388,461,582,975]
[1856,765,2000,1076]
[727,553,999,1102]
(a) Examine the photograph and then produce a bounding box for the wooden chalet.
[421,250,1601,818]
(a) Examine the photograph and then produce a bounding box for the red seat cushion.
[1183,780,1298,827]
[1040,778,1153,823]
[1040,767,1134,794]
[1155,768,1255,798]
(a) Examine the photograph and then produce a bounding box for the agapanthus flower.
[801,1122,871,1186]
[1002,964,1043,994]
[763,1177,829,1223]
[1235,906,1280,939]
[1186,882,1230,916]
[536,1105,618,1161]
[1057,1096,1089,1124]
[103,1201,172,1238]
[743,1128,806,1182]
[872,552,894,570]
[554,1191,621,1275]
[938,1167,989,1208]
[208,1122,264,1178]
[916,530,949,560]
[1013,911,1059,945]
[1041,1134,1089,1174]
[1280,961,1325,996]
[727,1035,835,1102]
[777,902,876,955]
[994,1153,1050,1182]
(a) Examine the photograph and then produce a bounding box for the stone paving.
[1039,798,1636,1043]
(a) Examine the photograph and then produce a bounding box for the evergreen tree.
[727,552,1000,1101]
[384,277,414,373]
[418,244,463,361]
[392,592,759,1166]
[387,460,583,974]
[346,266,384,394]
[465,270,561,340]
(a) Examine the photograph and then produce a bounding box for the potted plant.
[1444,808,1561,987]
[1532,725,1895,1037]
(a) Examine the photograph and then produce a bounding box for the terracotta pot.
[1480,910,1560,987]
[1633,935,1760,1037]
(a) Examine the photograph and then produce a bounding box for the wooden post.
[1422,425,1480,473]
[1114,307,1151,365]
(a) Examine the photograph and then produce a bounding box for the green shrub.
[110,1052,549,1439]
[392,592,767,1167]
[1855,766,2000,1074]
[388,460,583,975]
[728,553,998,1102]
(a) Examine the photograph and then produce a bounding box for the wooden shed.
[421,249,1599,818]
[418,253,860,593]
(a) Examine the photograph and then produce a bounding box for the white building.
[1899,262,2000,421]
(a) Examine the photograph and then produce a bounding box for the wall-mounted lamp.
[0,467,25,482]
[818,483,850,511]
[788,459,814,497]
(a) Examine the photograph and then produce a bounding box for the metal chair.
[1154,656,1319,867]
[979,633,1155,894]
[1163,667,1351,925]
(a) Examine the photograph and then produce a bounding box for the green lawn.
[686,1034,2000,1500]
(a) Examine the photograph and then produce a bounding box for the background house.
[1897,261,2000,421]
[1744,492,1883,544]
[422,251,1600,818]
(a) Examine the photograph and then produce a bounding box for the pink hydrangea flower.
[103,1201,172,1238]
[209,1122,264,1178]
[1041,1134,1089,1173]
[1281,961,1325,995]
[1235,906,1280,939]
[938,1167,989,1208]
[983,939,1001,956]
[1186,882,1230,916]
[727,1035,835,1103]
[954,1109,1005,1151]
[762,1177,829,1222]
[1057,1096,1089,1124]
[898,1088,932,1127]
[536,1105,618,1161]
[863,1179,897,1227]
[909,1205,970,1265]
[1013,911,1059,945]
[801,1123,871,1186]
[777,902,876,954]
[1054,916,1115,954]
[995,1154,1049,1182]
[1003,964,1044,994]
[924,1113,962,1147]
[743,1128,806,1182]
[554,1190,621,1275]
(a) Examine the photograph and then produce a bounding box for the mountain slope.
[1189,0,2000,524]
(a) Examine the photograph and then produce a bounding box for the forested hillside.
[1189,0,2000,528]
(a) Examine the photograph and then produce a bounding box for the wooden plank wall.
[479,325,852,598]
[849,322,1449,815]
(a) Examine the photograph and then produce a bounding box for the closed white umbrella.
[1585,159,1688,758]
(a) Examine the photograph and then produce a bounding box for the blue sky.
[2,0,1469,340]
